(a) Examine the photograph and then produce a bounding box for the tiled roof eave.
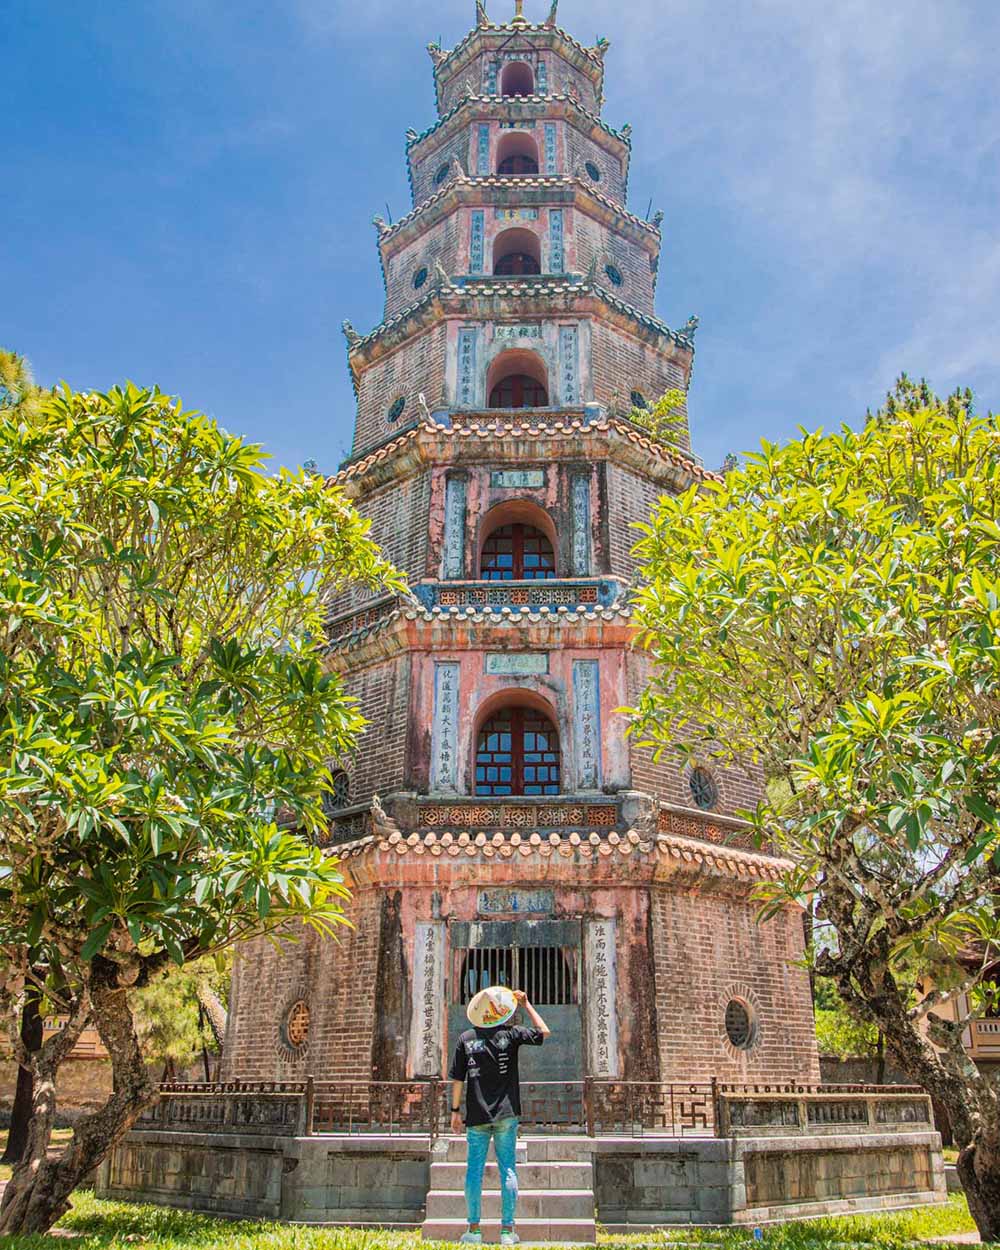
[431,25,606,100]
[347,280,691,359]
[383,175,655,250]
[406,93,629,157]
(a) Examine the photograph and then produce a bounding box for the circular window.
[725,999,755,1050]
[689,766,719,810]
[434,162,451,186]
[630,390,648,410]
[322,770,351,816]
[387,396,406,424]
[605,263,623,287]
[284,1000,310,1049]
[412,266,428,289]
[585,160,601,182]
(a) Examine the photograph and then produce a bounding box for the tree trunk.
[194,976,227,1050]
[1,986,43,1164]
[0,963,156,1236]
[957,1140,1000,1244]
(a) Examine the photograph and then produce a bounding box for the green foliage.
[0,381,404,1011]
[0,350,42,419]
[627,389,687,449]
[130,955,229,1071]
[814,1008,880,1060]
[630,379,1000,981]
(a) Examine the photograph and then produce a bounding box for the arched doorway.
[493,227,541,276]
[496,131,539,177]
[500,61,534,97]
[475,705,561,796]
[486,348,548,409]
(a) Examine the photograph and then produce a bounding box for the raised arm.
[514,990,551,1037]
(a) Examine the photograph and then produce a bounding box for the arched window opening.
[490,374,548,407]
[493,227,541,275]
[487,348,549,409]
[481,524,555,580]
[496,131,539,177]
[475,706,561,796]
[500,61,534,97]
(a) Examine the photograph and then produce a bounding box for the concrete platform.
[95,1127,947,1231]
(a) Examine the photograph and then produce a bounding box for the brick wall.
[590,325,690,432]
[222,888,385,1082]
[353,324,447,457]
[650,886,819,1084]
[566,128,625,204]
[625,651,764,819]
[327,472,432,617]
[384,216,462,320]
[411,131,471,207]
[575,214,655,314]
[341,656,412,804]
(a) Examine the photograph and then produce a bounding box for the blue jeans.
[465,1115,519,1227]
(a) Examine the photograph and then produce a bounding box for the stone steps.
[429,1161,592,1191]
[422,1136,596,1244]
[421,1217,597,1244]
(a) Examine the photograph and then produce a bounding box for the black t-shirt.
[448,1024,545,1126]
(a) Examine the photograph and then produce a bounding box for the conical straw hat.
[467,985,517,1028]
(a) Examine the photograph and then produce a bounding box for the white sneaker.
[460,1233,482,1245]
[500,1232,519,1246]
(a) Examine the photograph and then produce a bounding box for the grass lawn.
[0,1192,979,1250]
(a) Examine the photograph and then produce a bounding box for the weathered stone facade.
[223,2,819,1096]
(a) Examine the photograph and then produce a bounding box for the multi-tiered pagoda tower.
[223,1,819,1094]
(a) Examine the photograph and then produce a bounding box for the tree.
[629,379,1000,1238]
[130,955,230,1079]
[0,381,403,1234]
[0,350,46,1167]
[626,388,687,449]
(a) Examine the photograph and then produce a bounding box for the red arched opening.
[476,499,557,581]
[493,227,541,275]
[496,131,539,177]
[474,693,561,797]
[500,61,534,97]
[487,348,548,409]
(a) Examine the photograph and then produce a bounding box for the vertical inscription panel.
[458,327,478,408]
[477,125,490,175]
[549,207,564,273]
[430,662,461,793]
[571,474,591,575]
[586,918,619,1077]
[443,475,467,579]
[573,659,602,790]
[559,324,578,404]
[410,921,445,1076]
[544,122,557,174]
[470,210,485,274]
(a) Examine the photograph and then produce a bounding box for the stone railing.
[968,1019,1000,1057]
[321,803,371,847]
[658,803,774,855]
[715,1083,933,1137]
[139,1080,935,1141]
[412,577,622,612]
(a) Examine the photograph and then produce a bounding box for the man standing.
[449,985,551,1245]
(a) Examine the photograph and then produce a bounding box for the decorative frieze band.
[418,803,618,828]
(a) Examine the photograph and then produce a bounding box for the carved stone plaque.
[573,659,602,790]
[410,921,445,1076]
[485,652,549,675]
[430,662,460,792]
[586,918,619,1077]
[490,469,545,488]
[478,888,555,915]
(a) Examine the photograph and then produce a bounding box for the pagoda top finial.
[512,0,528,25]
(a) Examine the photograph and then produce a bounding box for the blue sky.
[4,0,998,474]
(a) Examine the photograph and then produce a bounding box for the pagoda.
[222,0,819,1102]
